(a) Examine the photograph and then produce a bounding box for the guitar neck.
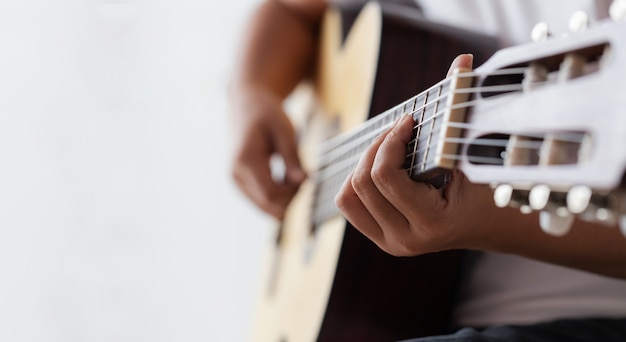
[311,69,474,226]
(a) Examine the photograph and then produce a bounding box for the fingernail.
[402,112,415,124]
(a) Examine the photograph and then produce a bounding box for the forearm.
[231,0,326,99]
[477,203,626,279]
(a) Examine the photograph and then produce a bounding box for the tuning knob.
[569,10,590,32]
[529,185,551,210]
[539,210,575,236]
[567,185,592,214]
[611,0,626,21]
[494,184,513,208]
[493,184,532,213]
[531,22,551,42]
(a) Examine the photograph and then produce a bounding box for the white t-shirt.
[418,0,612,46]
[416,0,626,327]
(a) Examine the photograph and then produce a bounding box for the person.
[229,0,626,340]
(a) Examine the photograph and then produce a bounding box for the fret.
[391,105,402,122]
[432,70,474,170]
[407,92,428,176]
[382,108,392,126]
[403,97,416,115]
[311,72,474,225]
[379,112,387,128]
[414,92,427,122]
[413,85,440,174]
[421,84,444,172]
[374,115,383,131]
[421,87,439,121]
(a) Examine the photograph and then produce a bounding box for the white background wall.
[0,1,271,341]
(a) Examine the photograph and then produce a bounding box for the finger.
[336,127,392,244]
[447,54,474,77]
[371,113,446,219]
[370,54,476,217]
[233,149,296,219]
[337,119,409,247]
[352,121,409,227]
[335,170,385,245]
[270,114,306,185]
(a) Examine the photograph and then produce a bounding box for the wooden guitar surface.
[251,2,498,341]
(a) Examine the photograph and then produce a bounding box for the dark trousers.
[401,318,626,342]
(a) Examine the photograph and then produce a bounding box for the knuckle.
[379,241,408,257]
[350,168,372,194]
[387,235,415,257]
[334,192,348,211]
[369,166,393,189]
[335,190,358,213]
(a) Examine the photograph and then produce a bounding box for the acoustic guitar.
[251,1,626,341]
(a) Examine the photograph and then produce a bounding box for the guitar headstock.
[455,4,626,235]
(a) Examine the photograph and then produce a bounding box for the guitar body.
[252,2,498,341]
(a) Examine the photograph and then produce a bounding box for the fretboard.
[310,77,457,227]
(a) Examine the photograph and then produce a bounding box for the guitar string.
[311,69,588,219]
[317,81,535,172]
[314,128,584,196]
[407,124,586,161]
[317,81,531,168]
[314,132,552,189]
[318,61,577,168]
[310,67,564,208]
[312,93,583,190]
[318,67,529,153]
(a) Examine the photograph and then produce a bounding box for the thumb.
[447,54,474,77]
[271,117,306,185]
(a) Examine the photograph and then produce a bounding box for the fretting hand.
[335,54,498,256]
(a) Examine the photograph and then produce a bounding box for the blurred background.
[0,0,271,341]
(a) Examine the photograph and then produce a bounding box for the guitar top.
[252,1,626,341]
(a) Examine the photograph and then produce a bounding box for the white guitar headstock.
[456,9,626,236]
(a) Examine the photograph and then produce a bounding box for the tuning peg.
[493,184,513,208]
[611,0,626,21]
[567,185,592,214]
[569,10,590,32]
[539,210,575,236]
[567,187,618,225]
[558,53,586,81]
[493,184,533,213]
[523,64,549,92]
[529,185,551,210]
[594,207,616,223]
[531,22,551,42]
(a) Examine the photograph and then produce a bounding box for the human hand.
[334,54,500,256]
[230,87,306,219]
